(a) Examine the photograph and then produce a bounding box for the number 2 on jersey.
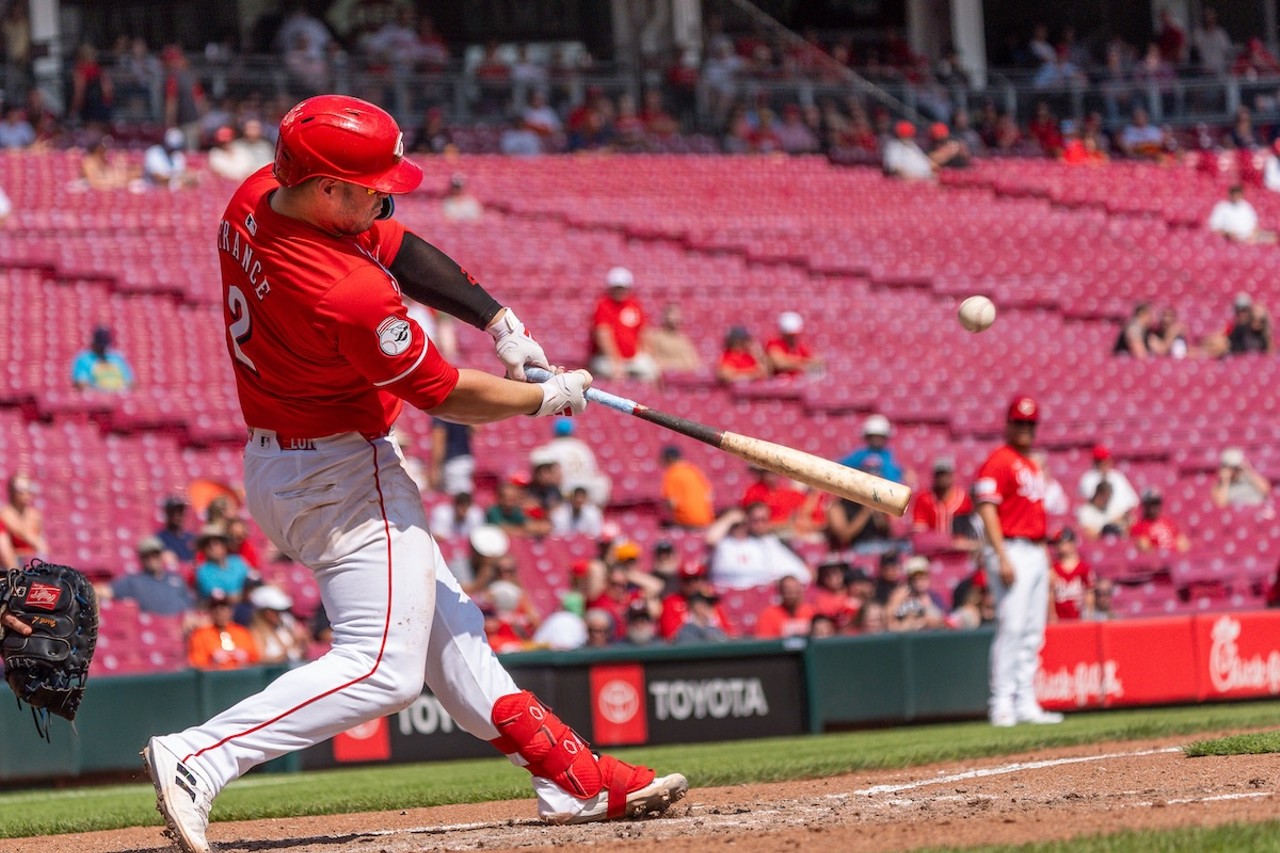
[227,285,259,373]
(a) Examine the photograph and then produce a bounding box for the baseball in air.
[958,295,996,333]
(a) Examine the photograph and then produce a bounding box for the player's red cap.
[894,120,916,138]
[273,95,423,194]
[1007,395,1039,423]
[1091,444,1111,461]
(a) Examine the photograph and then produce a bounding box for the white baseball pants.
[161,430,575,811]
[986,538,1051,717]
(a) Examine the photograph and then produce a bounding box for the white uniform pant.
[986,538,1050,716]
[165,431,520,793]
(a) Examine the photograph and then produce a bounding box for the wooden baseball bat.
[526,368,911,517]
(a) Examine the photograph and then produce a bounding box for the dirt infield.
[11,735,1276,853]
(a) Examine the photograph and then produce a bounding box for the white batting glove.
[535,369,592,417]
[486,309,550,381]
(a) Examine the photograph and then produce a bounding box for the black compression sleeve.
[388,231,504,329]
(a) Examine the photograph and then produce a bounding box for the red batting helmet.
[273,95,422,193]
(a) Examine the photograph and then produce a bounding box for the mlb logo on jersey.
[376,316,412,356]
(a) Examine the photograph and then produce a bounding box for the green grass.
[1184,730,1280,757]
[1,700,1279,839]
[920,819,1280,852]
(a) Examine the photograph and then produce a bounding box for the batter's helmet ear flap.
[376,196,395,220]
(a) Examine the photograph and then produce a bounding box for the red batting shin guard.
[490,690,657,817]
[489,690,602,799]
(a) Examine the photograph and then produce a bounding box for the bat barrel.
[522,367,911,516]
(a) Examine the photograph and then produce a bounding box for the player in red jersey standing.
[142,96,686,853]
[974,396,1064,727]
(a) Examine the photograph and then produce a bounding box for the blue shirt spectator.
[839,414,905,484]
[111,536,196,615]
[71,325,135,391]
[193,526,251,601]
[156,495,196,563]
[0,107,36,149]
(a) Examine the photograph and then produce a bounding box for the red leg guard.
[598,754,656,819]
[490,691,658,814]
[489,691,602,799]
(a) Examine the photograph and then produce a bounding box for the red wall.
[1036,611,1280,710]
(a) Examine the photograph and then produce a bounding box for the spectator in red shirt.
[588,266,660,382]
[716,326,769,383]
[1129,488,1191,553]
[587,542,664,639]
[1233,37,1280,78]
[740,466,806,524]
[754,575,814,639]
[911,457,974,537]
[1049,526,1095,621]
[1156,9,1186,63]
[1027,101,1064,157]
[161,45,206,146]
[639,88,679,136]
[764,311,823,377]
[225,517,263,570]
[658,561,734,640]
[481,579,534,654]
[811,559,859,629]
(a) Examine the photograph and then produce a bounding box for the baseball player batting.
[141,95,686,853]
[973,396,1064,728]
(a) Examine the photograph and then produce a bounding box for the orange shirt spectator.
[660,446,714,527]
[754,576,814,638]
[188,594,261,670]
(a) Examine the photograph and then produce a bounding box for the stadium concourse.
[1,150,1278,676]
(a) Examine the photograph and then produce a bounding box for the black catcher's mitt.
[0,560,99,738]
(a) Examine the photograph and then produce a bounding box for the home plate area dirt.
[13,735,1277,853]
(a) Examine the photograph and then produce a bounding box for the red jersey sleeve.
[975,452,1010,505]
[317,269,459,411]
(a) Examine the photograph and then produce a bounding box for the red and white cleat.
[540,755,689,824]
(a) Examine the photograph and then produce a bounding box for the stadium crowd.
[5,6,1280,169]
[6,376,1277,670]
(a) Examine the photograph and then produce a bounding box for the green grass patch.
[1,700,1278,839]
[919,819,1280,852]
[1184,730,1280,757]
